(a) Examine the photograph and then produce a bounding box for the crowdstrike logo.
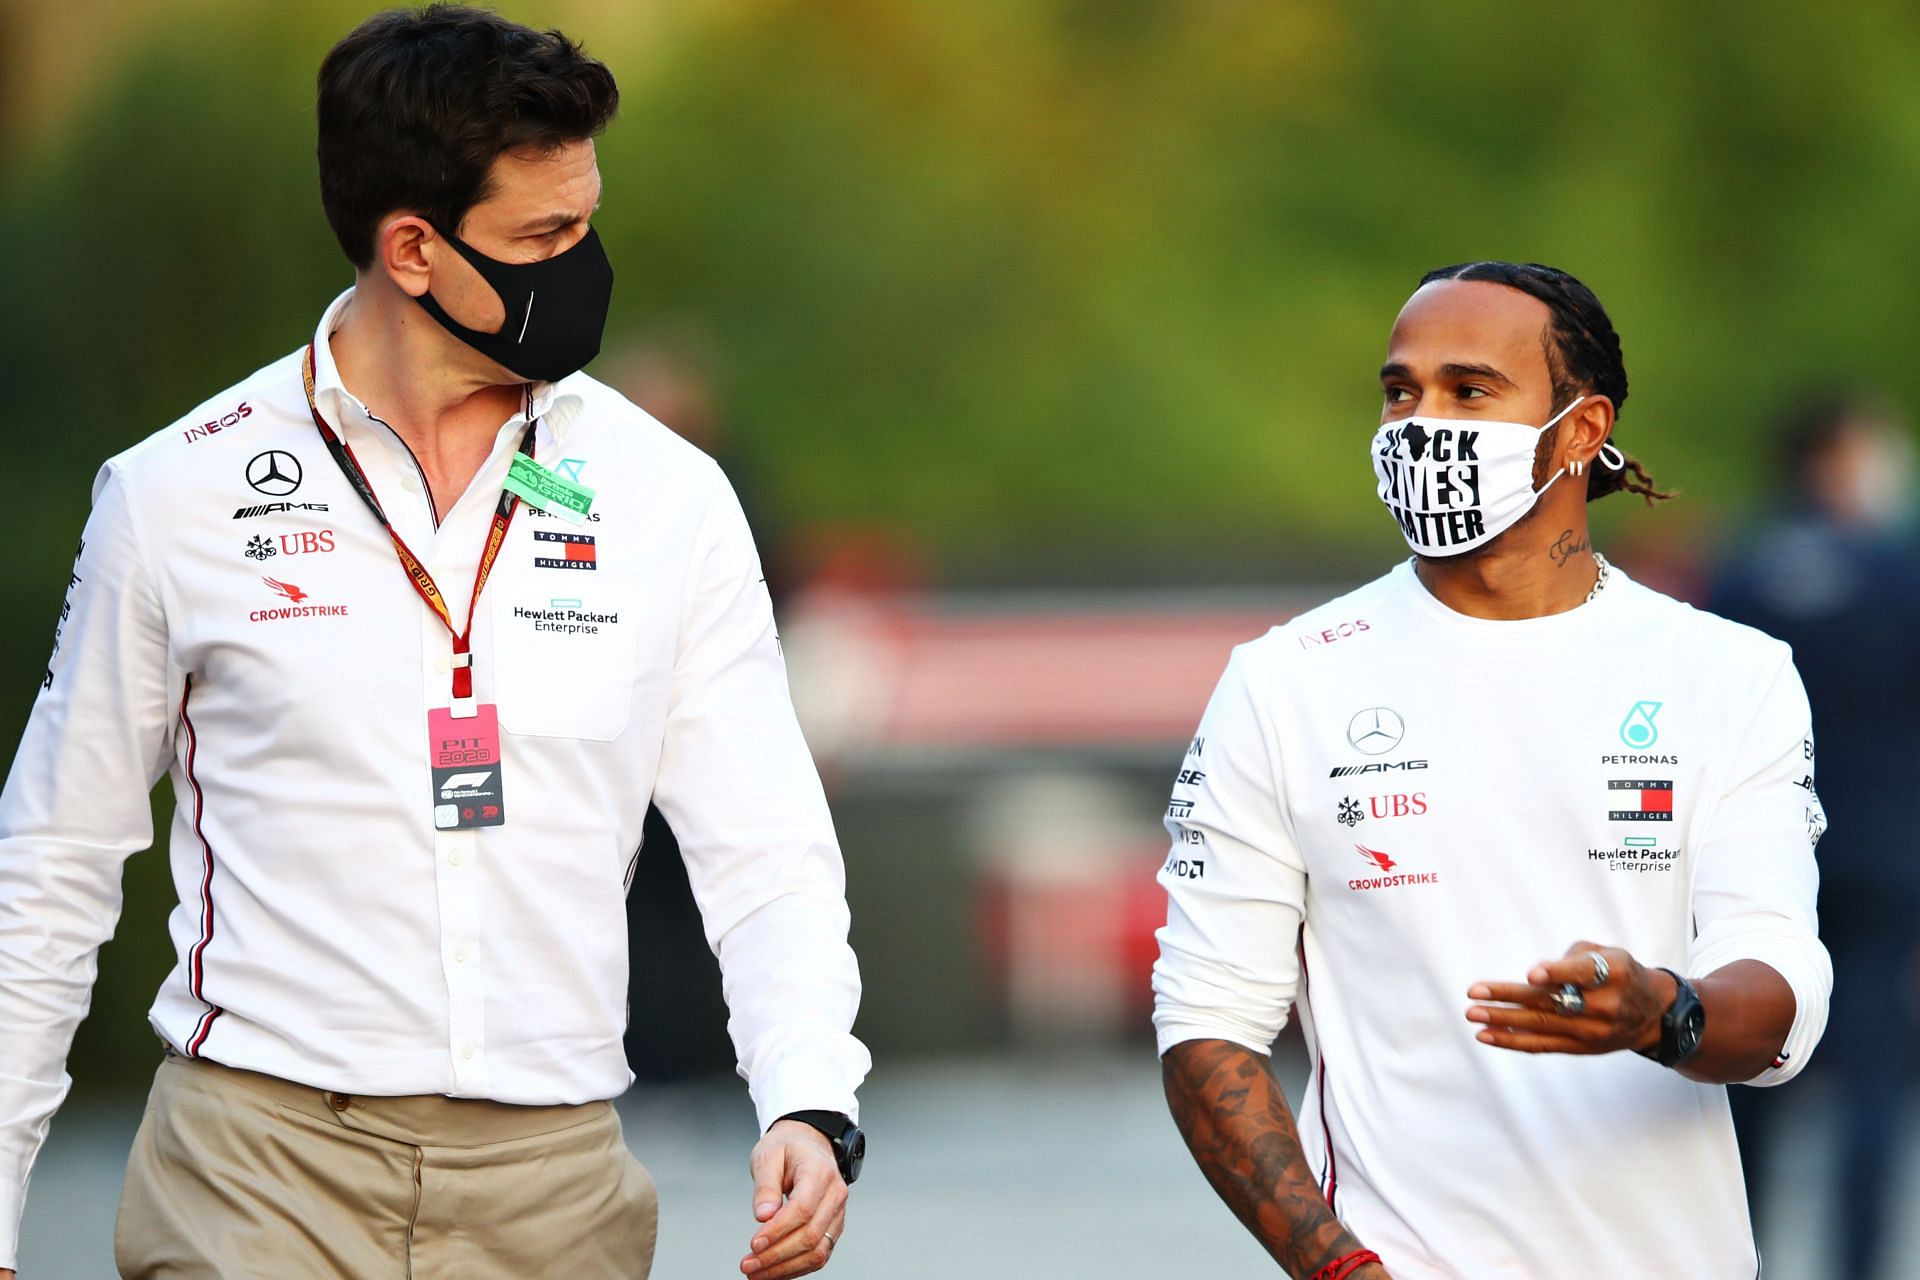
[1346,842,1439,892]
[250,576,348,623]
[1355,844,1396,872]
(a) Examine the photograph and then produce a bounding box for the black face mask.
[414,225,615,383]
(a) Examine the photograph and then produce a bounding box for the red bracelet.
[1310,1250,1381,1280]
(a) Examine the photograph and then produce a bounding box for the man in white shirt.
[0,8,865,1278]
[1153,260,1830,1280]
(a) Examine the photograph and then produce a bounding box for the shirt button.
[460,1043,476,1061]
[448,850,464,867]
[326,1092,351,1112]
[401,473,421,493]
[452,944,469,964]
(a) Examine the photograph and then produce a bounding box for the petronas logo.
[1619,701,1663,749]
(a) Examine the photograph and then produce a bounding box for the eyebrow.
[518,212,585,235]
[515,197,603,237]
[1377,360,1516,388]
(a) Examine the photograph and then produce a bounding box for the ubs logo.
[1346,707,1405,756]
[246,451,303,496]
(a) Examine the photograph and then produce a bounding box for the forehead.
[477,139,601,210]
[1385,279,1553,378]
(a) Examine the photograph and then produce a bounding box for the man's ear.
[1565,396,1617,466]
[373,213,435,299]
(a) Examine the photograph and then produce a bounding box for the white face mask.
[1370,395,1620,557]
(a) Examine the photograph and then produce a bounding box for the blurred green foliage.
[2,0,1918,1088]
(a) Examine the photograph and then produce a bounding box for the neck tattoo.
[1548,528,1592,567]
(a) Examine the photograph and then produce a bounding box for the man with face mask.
[0,8,865,1279]
[1152,261,1830,1279]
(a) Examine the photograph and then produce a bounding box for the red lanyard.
[301,343,534,705]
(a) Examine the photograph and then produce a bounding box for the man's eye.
[1459,385,1489,399]
[1383,387,1413,404]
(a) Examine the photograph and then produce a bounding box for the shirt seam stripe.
[179,676,224,1055]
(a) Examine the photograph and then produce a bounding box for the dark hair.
[317,4,619,270]
[1417,261,1671,505]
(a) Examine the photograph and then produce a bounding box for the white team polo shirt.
[1154,560,1831,1279]
[0,289,869,1266]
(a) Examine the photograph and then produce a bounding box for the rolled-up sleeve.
[1689,654,1832,1086]
[0,463,178,1268]
[649,462,869,1130]
[1152,648,1307,1057]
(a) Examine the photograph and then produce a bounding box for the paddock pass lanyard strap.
[300,343,536,709]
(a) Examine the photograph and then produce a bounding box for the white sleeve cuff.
[0,1170,25,1270]
[743,1028,871,1132]
[1153,1016,1280,1059]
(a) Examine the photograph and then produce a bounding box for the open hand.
[740,1120,848,1278]
[1466,940,1675,1056]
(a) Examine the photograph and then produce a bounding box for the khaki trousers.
[114,1054,658,1279]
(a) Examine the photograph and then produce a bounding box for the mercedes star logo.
[246,450,303,497]
[1346,707,1406,756]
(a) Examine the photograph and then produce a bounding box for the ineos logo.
[246,451,303,496]
[1346,707,1406,756]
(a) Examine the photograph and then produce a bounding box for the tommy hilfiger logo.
[533,530,596,571]
[1608,779,1673,822]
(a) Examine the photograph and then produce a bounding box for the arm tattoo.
[1162,1039,1367,1278]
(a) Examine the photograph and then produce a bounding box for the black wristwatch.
[1638,968,1706,1068]
[778,1110,865,1185]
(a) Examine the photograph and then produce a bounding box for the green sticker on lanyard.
[504,453,595,524]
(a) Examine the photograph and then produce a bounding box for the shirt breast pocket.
[487,541,638,742]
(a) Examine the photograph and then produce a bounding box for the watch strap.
[777,1110,860,1183]
[1645,967,1703,1068]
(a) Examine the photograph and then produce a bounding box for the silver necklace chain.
[1586,551,1611,603]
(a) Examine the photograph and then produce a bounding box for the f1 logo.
[439,770,494,798]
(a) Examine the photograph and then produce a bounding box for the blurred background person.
[1708,392,1920,1280]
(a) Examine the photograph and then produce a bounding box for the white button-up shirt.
[0,290,869,1265]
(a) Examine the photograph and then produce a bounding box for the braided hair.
[1417,261,1672,505]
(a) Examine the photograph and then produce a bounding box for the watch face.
[844,1127,866,1184]
[1677,1007,1705,1058]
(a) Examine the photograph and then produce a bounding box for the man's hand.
[740,1119,847,1278]
[1466,940,1672,1055]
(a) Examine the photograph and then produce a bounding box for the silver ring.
[1587,951,1611,988]
[822,1230,836,1251]
[1551,983,1587,1016]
